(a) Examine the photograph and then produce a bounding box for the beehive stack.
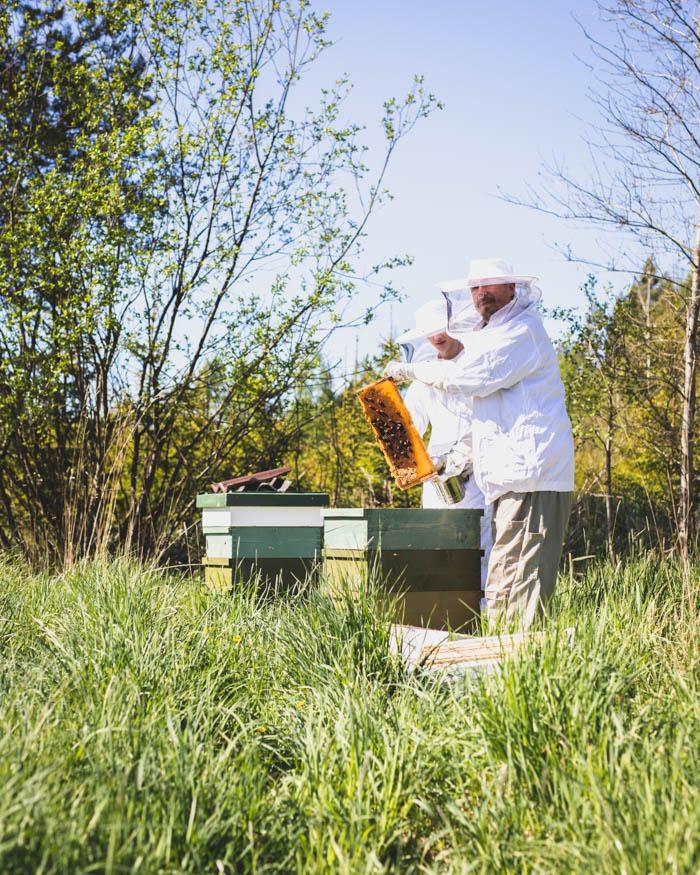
[322,507,484,631]
[356,378,436,490]
[197,491,329,591]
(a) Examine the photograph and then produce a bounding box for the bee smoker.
[432,474,468,505]
[430,441,471,506]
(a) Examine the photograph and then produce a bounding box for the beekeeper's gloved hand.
[383,361,416,383]
[431,442,474,481]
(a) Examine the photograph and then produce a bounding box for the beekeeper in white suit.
[384,258,574,627]
[396,299,493,588]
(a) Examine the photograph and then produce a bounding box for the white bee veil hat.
[396,298,453,363]
[396,298,449,345]
[438,257,538,292]
[436,258,541,337]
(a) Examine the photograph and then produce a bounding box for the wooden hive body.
[197,492,329,591]
[322,507,484,632]
[356,378,436,490]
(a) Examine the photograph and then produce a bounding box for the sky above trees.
[308,0,632,364]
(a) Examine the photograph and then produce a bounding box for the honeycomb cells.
[356,378,436,490]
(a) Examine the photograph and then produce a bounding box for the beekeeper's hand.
[382,360,416,383]
[431,443,474,480]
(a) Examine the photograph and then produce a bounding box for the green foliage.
[0,0,438,563]
[558,262,696,555]
[0,553,698,871]
[291,341,422,508]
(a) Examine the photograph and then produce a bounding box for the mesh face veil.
[397,298,451,363]
[442,282,542,340]
[436,259,540,338]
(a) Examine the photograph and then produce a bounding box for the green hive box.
[198,492,329,591]
[322,507,483,631]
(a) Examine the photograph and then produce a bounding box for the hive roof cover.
[196,492,330,508]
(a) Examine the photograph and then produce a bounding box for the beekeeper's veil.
[396,298,453,363]
[437,257,542,339]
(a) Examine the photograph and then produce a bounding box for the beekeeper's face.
[427,332,463,360]
[470,282,515,322]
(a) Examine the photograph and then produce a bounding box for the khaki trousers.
[485,491,573,627]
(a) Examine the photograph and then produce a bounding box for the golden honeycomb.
[356,378,436,490]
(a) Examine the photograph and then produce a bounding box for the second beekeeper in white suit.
[396,298,493,588]
[385,258,575,627]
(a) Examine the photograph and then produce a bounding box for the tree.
[557,262,698,558]
[0,0,157,560]
[0,0,438,563]
[556,278,628,561]
[516,0,700,562]
[616,261,687,509]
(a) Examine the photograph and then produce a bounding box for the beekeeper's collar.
[483,283,542,329]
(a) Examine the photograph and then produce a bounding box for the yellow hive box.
[356,377,436,490]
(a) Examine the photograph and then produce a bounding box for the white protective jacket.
[404,353,492,588]
[409,287,574,505]
[404,353,484,511]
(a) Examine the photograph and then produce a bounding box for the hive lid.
[209,466,291,493]
[197,492,330,508]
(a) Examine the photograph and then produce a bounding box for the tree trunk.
[679,204,700,563]
[645,275,651,382]
[605,396,616,564]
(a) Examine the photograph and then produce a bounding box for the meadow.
[0,553,698,873]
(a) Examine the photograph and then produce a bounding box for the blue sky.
[305,0,635,366]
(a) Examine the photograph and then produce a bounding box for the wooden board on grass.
[390,624,576,673]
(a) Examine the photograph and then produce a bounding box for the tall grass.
[0,553,698,873]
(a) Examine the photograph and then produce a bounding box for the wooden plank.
[323,519,368,551]
[323,508,482,551]
[196,492,329,508]
[390,625,576,671]
[323,563,480,632]
[321,548,369,559]
[201,506,323,529]
[205,527,322,559]
[204,565,233,592]
[323,549,482,592]
[368,508,481,549]
[204,558,317,591]
[389,589,480,632]
[389,625,457,663]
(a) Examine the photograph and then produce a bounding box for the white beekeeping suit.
[386,260,575,627]
[398,301,493,588]
[409,285,574,503]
